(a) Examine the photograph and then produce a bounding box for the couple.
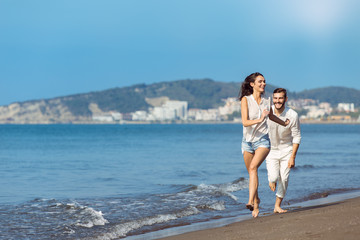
[239,72,301,218]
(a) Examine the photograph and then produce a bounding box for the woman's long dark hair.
[238,72,264,101]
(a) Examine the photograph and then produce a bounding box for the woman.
[239,72,289,218]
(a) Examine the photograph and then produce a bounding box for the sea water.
[0,124,359,239]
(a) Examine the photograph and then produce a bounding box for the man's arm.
[288,113,301,168]
[288,143,300,168]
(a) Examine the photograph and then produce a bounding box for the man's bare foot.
[273,206,287,213]
[269,182,276,192]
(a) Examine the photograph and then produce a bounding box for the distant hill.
[35,79,273,115]
[294,87,360,106]
[0,79,359,123]
[57,79,284,115]
[55,81,359,115]
[58,79,244,115]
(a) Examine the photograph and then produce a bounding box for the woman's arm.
[268,107,290,126]
[241,97,269,127]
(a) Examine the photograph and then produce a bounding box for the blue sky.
[0,0,359,106]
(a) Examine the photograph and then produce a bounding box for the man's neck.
[274,106,286,116]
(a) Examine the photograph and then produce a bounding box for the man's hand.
[285,118,290,126]
[288,155,295,168]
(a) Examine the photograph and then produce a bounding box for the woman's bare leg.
[248,147,270,217]
[244,151,261,210]
[243,151,255,210]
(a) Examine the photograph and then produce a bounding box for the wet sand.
[157,196,360,240]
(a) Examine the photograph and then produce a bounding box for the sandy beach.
[158,196,360,240]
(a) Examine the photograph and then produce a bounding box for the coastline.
[125,190,360,240]
[0,120,359,125]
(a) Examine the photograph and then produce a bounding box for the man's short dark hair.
[273,88,287,98]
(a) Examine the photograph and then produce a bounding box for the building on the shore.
[89,97,358,124]
[92,111,123,122]
[329,115,352,121]
[319,102,332,114]
[163,100,188,120]
[337,103,355,113]
[288,99,318,109]
[188,108,221,121]
[132,111,148,121]
[110,112,122,121]
[151,107,176,121]
[218,98,241,116]
[304,106,327,119]
[145,100,188,121]
[92,114,114,122]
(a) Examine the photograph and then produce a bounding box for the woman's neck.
[252,92,262,104]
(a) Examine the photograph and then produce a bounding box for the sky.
[0,0,359,106]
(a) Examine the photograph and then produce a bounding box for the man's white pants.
[266,149,292,199]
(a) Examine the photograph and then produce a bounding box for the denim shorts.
[242,134,271,154]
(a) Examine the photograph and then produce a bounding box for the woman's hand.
[260,109,270,121]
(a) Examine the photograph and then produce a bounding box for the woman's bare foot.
[246,204,254,211]
[252,207,259,218]
[274,206,287,213]
[251,197,260,218]
[269,182,276,192]
[247,196,260,212]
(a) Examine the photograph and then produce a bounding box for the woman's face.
[251,75,266,93]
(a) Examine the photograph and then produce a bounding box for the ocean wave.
[288,188,360,204]
[92,206,200,240]
[0,198,110,239]
[74,205,109,228]
[197,201,226,211]
[292,164,338,171]
[40,201,110,229]
[1,178,247,239]
[260,163,359,174]
[292,164,316,170]
[170,177,248,202]
[194,178,247,201]
[298,152,326,156]
[90,178,247,239]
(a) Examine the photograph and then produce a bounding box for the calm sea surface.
[0,124,359,239]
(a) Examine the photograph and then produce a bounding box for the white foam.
[53,202,109,229]
[195,179,248,202]
[63,228,75,235]
[93,207,199,240]
[75,206,109,228]
[92,179,247,239]
[207,202,225,211]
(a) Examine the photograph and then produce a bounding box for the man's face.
[272,92,287,110]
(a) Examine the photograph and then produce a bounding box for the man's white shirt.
[267,106,301,152]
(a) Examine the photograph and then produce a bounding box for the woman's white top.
[243,95,270,142]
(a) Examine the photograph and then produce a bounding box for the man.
[266,88,301,213]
